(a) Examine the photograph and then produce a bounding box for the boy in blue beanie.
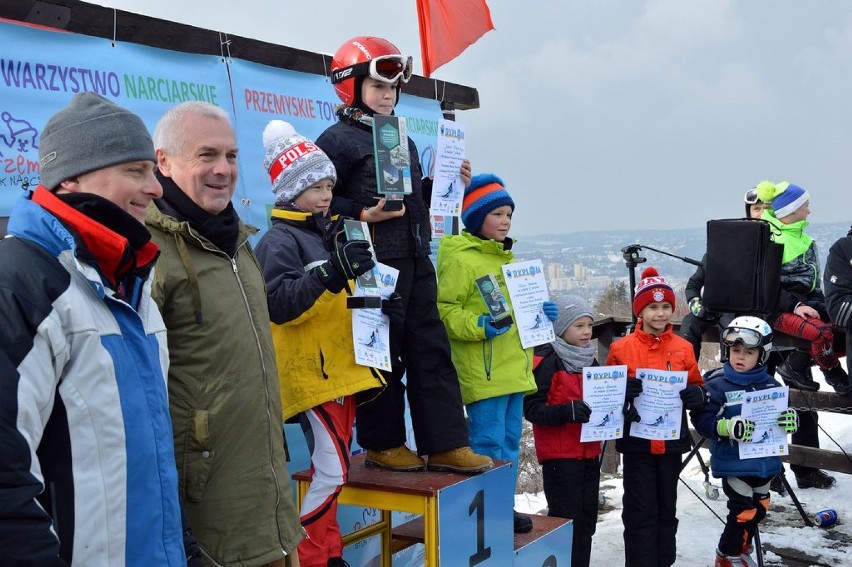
[692,316,799,567]
[437,173,558,533]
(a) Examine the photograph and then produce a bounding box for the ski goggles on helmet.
[331,54,414,85]
[744,188,759,205]
[721,326,763,349]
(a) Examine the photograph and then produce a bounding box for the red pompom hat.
[632,266,676,317]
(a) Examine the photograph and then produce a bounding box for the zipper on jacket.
[186,228,288,550]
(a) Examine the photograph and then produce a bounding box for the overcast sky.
[99,0,852,236]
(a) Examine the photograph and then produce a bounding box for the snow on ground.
[516,363,852,566]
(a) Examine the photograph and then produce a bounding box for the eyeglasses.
[721,327,763,349]
[331,55,414,86]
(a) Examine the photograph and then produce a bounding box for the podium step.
[293,454,516,565]
[513,513,572,565]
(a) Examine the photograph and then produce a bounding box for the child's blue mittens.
[777,408,799,433]
[717,416,755,442]
[477,314,511,339]
[542,300,559,322]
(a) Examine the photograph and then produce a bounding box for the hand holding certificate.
[738,386,790,459]
[580,365,628,442]
[501,259,555,348]
[629,369,687,440]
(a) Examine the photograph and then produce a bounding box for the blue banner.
[0,19,445,241]
[0,20,230,216]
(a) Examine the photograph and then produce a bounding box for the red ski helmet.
[330,36,413,107]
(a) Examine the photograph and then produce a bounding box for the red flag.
[416,0,495,78]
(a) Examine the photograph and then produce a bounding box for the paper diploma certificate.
[501,259,555,349]
[352,263,400,371]
[580,365,628,442]
[630,369,687,441]
[429,119,465,216]
[738,386,790,460]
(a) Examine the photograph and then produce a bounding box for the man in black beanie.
[0,92,185,565]
[146,102,302,567]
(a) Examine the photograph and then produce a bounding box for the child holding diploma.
[254,121,388,567]
[437,173,556,533]
[605,267,707,567]
[523,295,637,567]
[692,316,799,567]
[316,35,491,476]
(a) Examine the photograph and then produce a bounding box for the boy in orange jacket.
[605,267,707,567]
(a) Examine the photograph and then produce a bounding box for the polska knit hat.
[263,120,336,205]
[554,294,594,336]
[38,92,155,190]
[755,180,809,220]
[633,266,676,317]
[461,173,515,234]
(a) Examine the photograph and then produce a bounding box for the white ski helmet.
[721,315,773,363]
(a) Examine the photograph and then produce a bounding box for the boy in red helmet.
[316,37,492,474]
[605,267,707,567]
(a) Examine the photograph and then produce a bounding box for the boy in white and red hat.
[605,266,707,567]
[253,120,387,567]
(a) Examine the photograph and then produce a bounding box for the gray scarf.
[552,337,596,373]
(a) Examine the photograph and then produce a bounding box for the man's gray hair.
[153,101,231,155]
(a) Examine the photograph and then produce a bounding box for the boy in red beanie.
[605,267,707,567]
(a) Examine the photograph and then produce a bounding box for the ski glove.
[623,401,641,423]
[777,408,799,433]
[688,297,706,318]
[332,238,375,280]
[542,300,559,322]
[381,292,405,329]
[560,400,592,423]
[625,378,643,401]
[477,314,511,339]
[717,416,755,442]
[680,385,709,410]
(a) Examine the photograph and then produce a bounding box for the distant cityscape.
[510,221,852,306]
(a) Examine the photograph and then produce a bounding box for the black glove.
[316,261,347,293]
[623,401,640,423]
[680,384,708,410]
[625,378,643,401]
[381,292,405,329]
[560,400,592,423]
[332,238,375,279]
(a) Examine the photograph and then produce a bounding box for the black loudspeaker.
[703,219,783,313]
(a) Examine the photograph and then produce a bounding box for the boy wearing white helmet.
[691,316,800,567]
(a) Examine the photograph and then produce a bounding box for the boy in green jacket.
[436,173,557,533]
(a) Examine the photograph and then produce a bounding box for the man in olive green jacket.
[146,101,302,567]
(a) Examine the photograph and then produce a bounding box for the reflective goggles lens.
[370,55,413,84]
[721,327,763,349]
[744,188,759,205]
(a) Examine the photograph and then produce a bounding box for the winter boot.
[795,469,836,489]
[365,446,425,472]
[823,364,851,395]
[513,510,533,533]
[426,446,493,474]
[775,350,820,391]
[715,549,746,567]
